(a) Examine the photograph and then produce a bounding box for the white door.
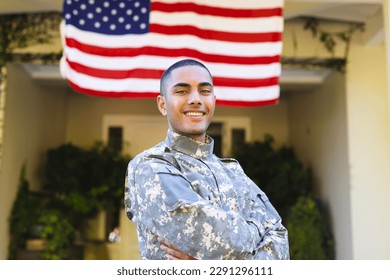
[103,115,168,157]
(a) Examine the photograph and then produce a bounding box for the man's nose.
[188,90,202,105]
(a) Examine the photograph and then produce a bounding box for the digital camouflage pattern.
[125,130,289,260]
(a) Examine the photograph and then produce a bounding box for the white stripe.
[214,85,280,101]
[64,48,281,79]
[64,25,283,57]
[208,62,281,80]
[150,11,284,33]
[156,0,285,10]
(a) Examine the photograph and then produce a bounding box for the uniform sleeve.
[243,175,290,260]
[127,160,262,260]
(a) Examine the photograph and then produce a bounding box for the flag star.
[94,22,101,28]
[103,16,109,22]
[141,7,147,14]
[119,2,125,8]
[111,9,117,15]
[125,24,131,30]
[134,2,140,8]
[110,24,116,30]
[81,4,86,10]
[104,2,110,8]
[79,19,85,25]
[133,15,139,21]
[66,0,72,5]
[89,0,95,4]
[96,7,102,13]
[127,9,133,15]
[118,17,124,23]
[65,13,71,19]
[73,10,78,15]
[88,13,94,19]
[140,23,146,29]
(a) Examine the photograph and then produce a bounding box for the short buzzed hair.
[160,59,213,96]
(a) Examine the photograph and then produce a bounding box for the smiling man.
[124,59,289,260]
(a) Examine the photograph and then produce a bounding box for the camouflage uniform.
[125,130,289,260]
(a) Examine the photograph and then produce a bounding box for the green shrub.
[286,196,335,259]
[8,142,131,259]
[234,134,313,220]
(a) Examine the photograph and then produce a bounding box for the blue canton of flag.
[63,0,151,35]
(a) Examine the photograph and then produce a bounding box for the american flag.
[60,0,284,107]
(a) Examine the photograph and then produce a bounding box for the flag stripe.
[157,0,284,10]
[150,11,284,33]
[216,99,278,107]
[150,24,282,43]
[151,1,283,18]
[64,25,283,57]
[63,49,281,79]
[66,58,279,88]
[65,38,281,64]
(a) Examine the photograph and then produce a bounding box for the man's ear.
[157,95,167,116]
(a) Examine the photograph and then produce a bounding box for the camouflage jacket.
[124,130,289,260]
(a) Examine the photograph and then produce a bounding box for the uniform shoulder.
[219,157,239,164]
[130,143,181,171]
[218,157,245,172]
[128,142,165,165]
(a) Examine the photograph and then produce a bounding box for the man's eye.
[200,89,212,94]
[175,90,187,94]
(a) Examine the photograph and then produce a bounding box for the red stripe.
[66,58,279,88]
[152,1,283,18]
[213,76,279,88]
[216,98,279,107]
[66,38,280,65]
[67,80,159,98]
[149,24,282,43]
[67,59,164,79]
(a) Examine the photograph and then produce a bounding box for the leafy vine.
[303,17,365,59]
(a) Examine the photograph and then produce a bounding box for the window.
[108,126,123,153]
[208,122,223,157]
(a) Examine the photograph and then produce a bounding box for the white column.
[383,0,390,122]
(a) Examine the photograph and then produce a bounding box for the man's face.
[157,65,216,142]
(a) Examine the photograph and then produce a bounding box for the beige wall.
[288,72,353,259]
[346,44,390,259]
[0,64,68,259]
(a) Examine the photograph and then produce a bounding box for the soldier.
[124,59,289,260]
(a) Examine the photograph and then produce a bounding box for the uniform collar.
[165,130,214,159]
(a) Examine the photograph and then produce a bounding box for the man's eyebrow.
[199,82,213,87]
[172,82,213,88]
[172,83,190,88]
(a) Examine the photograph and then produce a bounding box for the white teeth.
[186,112,203,116]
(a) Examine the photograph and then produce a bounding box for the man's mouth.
[185,111,205,116]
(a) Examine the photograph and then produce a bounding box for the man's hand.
[157,237,197,260]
